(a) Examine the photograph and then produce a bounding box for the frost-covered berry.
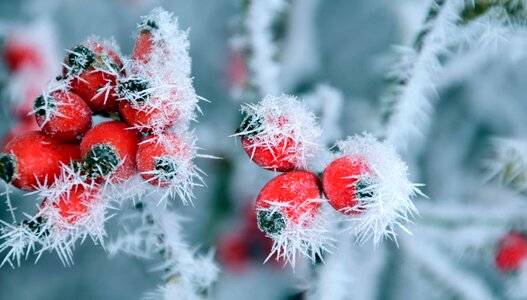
[46,184,101,224]
[334,134,420,244]
[0,131,80,191]
[132,19,158,63]
[495,232,527,272]
[63,39,124,112]
[33,90,92,143]
[117,76,178,132]
[236,95,321,172]
[117,8,198,133]
[136,133,191,187]
[256,170,321,234]
[80,121,140,182]
[255,170,331,266]
[322,155,374,215]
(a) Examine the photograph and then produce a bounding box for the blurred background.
[1,0,527,299]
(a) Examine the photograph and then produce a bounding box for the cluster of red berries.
[0,18,189,224]
[495,231,527,273]
[236,101,375,237]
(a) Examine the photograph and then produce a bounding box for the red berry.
[119,99,177,132]
[63,41,124,112]
[132,19,158,64]
[255,170,321,235]
[34,90,92,143]
[241,136,297,172]
[133,31,154,64]
[50,184,100,224]
[322,155,374,215]
[237,114,298,172]
[1,116,39,151]
[80,121,140,182]
[495,232,527,272]
[2,36,43,72]
[117,77,178,132]
[0,131,80,191]
[136,133,189,187]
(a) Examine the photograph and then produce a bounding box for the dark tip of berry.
[66,45,96,75]
[117,77,151,103]
[83,144,120,178]
[354,176,375,200]
[236,113,264,136]
[34,95,56,117]
[0,154,16,183]
[22,216,49,236]
[154,157,178,181]
[257,210,286,235]
[139,19,159,32]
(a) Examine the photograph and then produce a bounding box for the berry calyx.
[255,170,322,231]
[257,210,286,235]
[236,114,264,136]
[136,133,190,187]
[33,90,92,142]
[322,155,374,215]
[64,45,96,76]
[0,131,80,191]
[80,121,140,182]
[0,153,16,183]
[495,231,527,272]
[82,144,120,178]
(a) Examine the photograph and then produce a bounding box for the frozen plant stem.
[383,0,453,150]
[136,202,179,285]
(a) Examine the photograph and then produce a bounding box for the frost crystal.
[235,94,322,169]
[489,138,527,194]
[336,134,422,245]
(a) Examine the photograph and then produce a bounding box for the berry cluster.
[0,8,201,265]
[235,95,420,265]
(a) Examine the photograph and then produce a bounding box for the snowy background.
[1,0,527,299]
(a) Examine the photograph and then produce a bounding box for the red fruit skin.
[241,137,297,172]
[1,117,40,151]
[256,170,321,224]
[52,184,100,224]
[35,91,92,143]
[496,232,527,272]
[119,100,177,132]
[70,71,120,112]
[136,133,187,186]
[132,31,153,64]
[64,41,125,112]
[3,131,80,191]
[80,121,140,181]
[2,37,43,72]
[322,155,370,215]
